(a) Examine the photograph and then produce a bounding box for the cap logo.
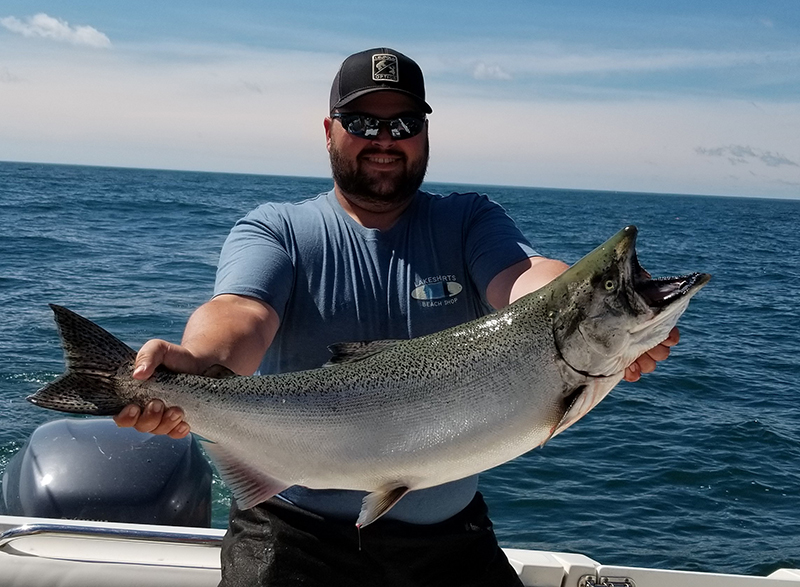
[372,54,399,83]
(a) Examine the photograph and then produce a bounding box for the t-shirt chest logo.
[411,275,463,302]
[372,54,399,82]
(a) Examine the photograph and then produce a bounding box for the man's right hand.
[112,294,280,441]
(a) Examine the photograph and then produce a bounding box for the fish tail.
[27,305,138,416]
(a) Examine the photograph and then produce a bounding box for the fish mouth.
[626,234,711,311]
[634,266,711,309]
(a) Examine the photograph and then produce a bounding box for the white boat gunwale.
[2,514,799,587]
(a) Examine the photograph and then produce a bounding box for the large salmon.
[28,226,709,527]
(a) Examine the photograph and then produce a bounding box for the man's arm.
[485,257,679,383]
[113,294,280,438]
[485,256,569,309]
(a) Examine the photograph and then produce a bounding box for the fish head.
[550,225,710,378]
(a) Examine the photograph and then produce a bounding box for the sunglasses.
[331,112,427,140]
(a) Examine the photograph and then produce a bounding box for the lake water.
[1,161,798,575]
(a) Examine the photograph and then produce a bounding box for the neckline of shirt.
[325,189,421,242]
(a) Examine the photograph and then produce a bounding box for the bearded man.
[115,48,677,587]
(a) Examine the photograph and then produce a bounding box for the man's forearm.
[180,294,280,376]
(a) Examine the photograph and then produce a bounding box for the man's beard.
[329,138,429,209]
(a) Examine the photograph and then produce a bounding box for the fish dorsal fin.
[357,484,410,528]
[324,340,402,366]
[199,440,290,510]
[201,364,238,379]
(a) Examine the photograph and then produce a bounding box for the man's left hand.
[624,327,680,382]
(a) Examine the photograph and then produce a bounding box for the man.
[115,48,678,586]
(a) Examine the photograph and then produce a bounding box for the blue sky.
[1,1,798,198]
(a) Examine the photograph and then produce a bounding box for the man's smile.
[361,151,404,169]
[366,156,399,164]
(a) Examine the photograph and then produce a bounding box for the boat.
[2,419,799,587]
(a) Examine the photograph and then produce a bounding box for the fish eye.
[604,280,616,291]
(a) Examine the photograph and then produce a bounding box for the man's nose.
[369,122,396,146]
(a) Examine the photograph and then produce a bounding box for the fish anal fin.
[325,340,402,366]
[200,440,289,510]
[201,364,238,379]
[356,484,410,528]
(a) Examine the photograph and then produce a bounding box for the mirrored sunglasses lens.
[390,117,424,139]
[344,115,370,136]
[337,114,424,139]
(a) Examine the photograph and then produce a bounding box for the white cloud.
[0,13,111,48]
[696,145,799,168]
[424,43,800,80]
[472,61,512,81]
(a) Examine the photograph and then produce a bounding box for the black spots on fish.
[591,265,622,296]
[49,305,138,374]
[28,372,129,416]
[325,340,402,366]
[552,305,582,347]
[27,306,140,416]
[201,364,238,379]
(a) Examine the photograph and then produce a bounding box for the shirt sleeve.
[213,204,295,320]
[462,193,539,297]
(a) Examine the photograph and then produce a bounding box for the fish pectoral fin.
[324,340,402,366]
[200,364,238,379]
[356,484,410,528]
[199,440,289,510]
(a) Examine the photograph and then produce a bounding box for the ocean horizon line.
[2,159,796,203]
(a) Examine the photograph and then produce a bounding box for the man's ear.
[324,117,333,152]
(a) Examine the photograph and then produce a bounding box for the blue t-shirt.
[214,188,537,523]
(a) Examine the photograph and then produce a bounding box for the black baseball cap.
[329,48,433,114]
